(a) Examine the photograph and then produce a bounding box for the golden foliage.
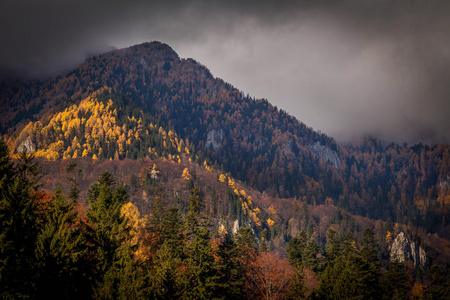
[386,231,392,244]
[182,168,191,180]
[219,174,226,183]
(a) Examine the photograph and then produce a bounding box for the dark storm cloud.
[1,0,449,144]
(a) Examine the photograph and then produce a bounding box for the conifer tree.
[35,185,90,299]
[215,234,244,299]
[182,185,219,299]
[381,260,410,300]
[302,237,320,272]
[356,228,382,299]
[235,227,257,251]
[325,228,340,264]
[85,172,144,299]
[287,230,307,268]
[0,142,40,298]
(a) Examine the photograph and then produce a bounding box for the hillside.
[1,41,449,298]
[0,41,449,235]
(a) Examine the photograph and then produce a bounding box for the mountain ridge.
[1,41,449,240]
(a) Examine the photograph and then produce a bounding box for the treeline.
[1,140,449,299]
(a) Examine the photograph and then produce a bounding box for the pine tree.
[424,264,449,300]
[149,242,183,299]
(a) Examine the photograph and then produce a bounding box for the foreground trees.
[0,140,447,299]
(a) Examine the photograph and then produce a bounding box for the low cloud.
[1,0,449,144]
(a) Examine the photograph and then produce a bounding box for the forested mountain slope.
[1,41,449,239]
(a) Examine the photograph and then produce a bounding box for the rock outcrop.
[390,232,426,268]
[16,138,36,153]
[205,129,224,150]
[309,142,341,169]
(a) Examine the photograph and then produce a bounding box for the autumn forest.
[0,42,449,299]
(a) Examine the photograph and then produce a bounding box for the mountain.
[2,41,450,298]
[1,41,449,240]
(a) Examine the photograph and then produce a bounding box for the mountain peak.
[97,41,179,64]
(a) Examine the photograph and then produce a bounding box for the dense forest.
[1,141,448,299]
[1,42,448,239]
[0,41,449,298]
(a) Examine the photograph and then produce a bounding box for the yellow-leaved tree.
[120,202,148,262]
[182,168,191,180]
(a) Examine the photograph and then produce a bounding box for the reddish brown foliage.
[245,252,294,300]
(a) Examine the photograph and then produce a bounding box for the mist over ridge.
[1,0,450,145]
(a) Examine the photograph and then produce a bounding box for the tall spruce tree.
[356,228,382,299]
[85,172,145,299]
[0,143,40,298]
[215,234,244,299]
[287,230,308,268]
[35,185,90,299]
[182,185,219,299]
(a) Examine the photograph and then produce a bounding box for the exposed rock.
[309,142,341,169]
[389,232,426,268]
[205,129,224,150]
[232,219,239,235]
[16,138,36,153]
[287,218,300,238]
[139,57,149,69]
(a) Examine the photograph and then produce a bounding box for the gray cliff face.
[16,138,36,153]
[205,129,224,150]
[390,232,426,268]
[309,142,341,169]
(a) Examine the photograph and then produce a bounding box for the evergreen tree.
[235,227,257,251]
[424,264,449,300]
[325,228,340,264]
[0,143,40,298]
[356,228,382,299]
[161,206,184,257]
[85,172,144,299]
[314,264,336,300]
[149,242,182,299]
[314,232,359,299]
[381,260,410,300]
[182,185,219,299]
[287,230,307,268]
[215,234,244,299]
[302,237,320,272]
[259,228,268,252]
[286,267,306,300]
[35,185,90,299]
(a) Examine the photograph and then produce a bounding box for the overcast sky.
[1,0,450,145]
